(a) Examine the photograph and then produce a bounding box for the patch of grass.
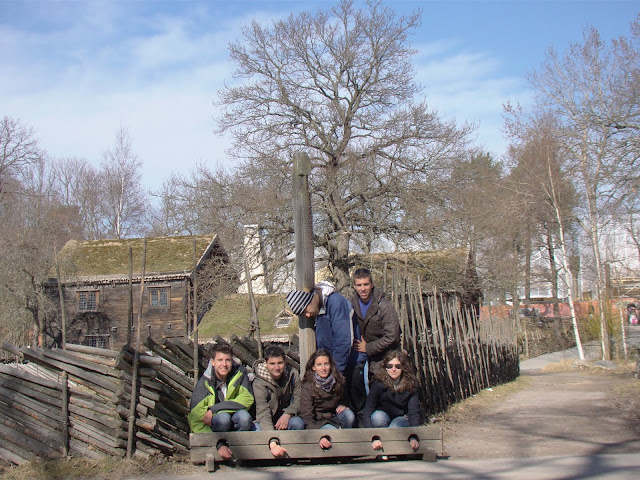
[611,379,640,428]
[198,293,298,339]
[434,376,531,425]
[542,358,637,375]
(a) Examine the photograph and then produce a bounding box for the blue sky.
[1,0,638,191]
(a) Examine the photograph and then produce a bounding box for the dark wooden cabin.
[45,234,229,350]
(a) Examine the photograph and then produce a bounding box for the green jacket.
[187,361,255,433]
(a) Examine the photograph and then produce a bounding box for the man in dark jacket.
[351,268,401,375]
[252,345,304,457]
[287,281,367,415]
[188,343,255,459]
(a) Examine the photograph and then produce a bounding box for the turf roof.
[56,234,221,280]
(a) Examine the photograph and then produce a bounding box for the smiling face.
[354,276,373,303]
[212,351,233,381]
[265,355,286,381]
[312,355,331,378]
[385,356,403,381]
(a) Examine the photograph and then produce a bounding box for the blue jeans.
[210,409,255,432]
[319,408,355,429]
[370,410,409,428]
[287,415,306,430]
[254,415,306,431]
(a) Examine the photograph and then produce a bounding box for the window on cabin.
[149,287,170,309]
[86,334,108,349]
[78,290,98,312]
[275,316,292,328]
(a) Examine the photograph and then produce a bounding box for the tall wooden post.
[55,252,67,349]
[192,238,199,385]
[293,152,316,369]
[127,239,146,458]
[244,257,263,358]
[61,372,69,457]
[127,247,134,346]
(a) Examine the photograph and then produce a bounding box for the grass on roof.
[198,294,298,339]
[58,235,215,277]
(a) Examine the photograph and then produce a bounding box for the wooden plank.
[0,388,62,431]
[64,343,120,358]
[193,440,434,463]
[0,374,63,407]
[189,426,442,447]
[0,421,60,460]
[47,348,122,378]
[190,426,442,465]
[0,402,64,451]
[69,438,107,459]
[20,348,122,394]
[0,444,32,465]
[0,364,62,390]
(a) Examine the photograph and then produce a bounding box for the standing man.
[252,345,305,457]
[286,281,367,411]
[351,268,401,376]
[188,343,255,460]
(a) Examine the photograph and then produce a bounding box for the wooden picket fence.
[394,281,519,416]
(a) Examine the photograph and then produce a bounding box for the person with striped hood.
[287,281,368,415]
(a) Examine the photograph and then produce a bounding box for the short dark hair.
[352,267,373,283]
[210,342,234,358]
[263,344,286,361]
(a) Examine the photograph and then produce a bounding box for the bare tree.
[215,0,473,289]
[505,110,583,357]
[0,116,44,202]
[0,150,80,346]
[100,127,148,238]
[527,22,640,359]
[52,156,107,239]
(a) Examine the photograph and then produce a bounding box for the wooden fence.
[0,289,517,465]
[0,338,202,465]
[398,289,518,416]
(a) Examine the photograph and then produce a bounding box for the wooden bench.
[190,425,443,472]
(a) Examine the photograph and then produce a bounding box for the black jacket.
[359,380,422,427]
[351,287,401,368]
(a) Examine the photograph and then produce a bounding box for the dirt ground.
[437,360,640,460]
[2,359,640,480]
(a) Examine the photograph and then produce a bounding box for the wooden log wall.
[0,337,208,465]
[0,335,297,465]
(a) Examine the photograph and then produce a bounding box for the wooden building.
[45,234,230,350]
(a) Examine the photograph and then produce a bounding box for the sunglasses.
[385,363,402,370]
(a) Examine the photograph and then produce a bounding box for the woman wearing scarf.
[300,349,355,449]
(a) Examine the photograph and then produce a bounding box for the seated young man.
[253,344,305,457]
[188,343,255,459]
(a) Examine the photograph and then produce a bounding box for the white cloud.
[414,41,532,160]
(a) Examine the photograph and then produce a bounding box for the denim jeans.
[319,407,355,429]
[210,409,255,432]
[370,410,409,428]
[254,415,306,431]
[287,415,306,430]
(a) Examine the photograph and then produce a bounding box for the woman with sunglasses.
[359,350,422,452]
